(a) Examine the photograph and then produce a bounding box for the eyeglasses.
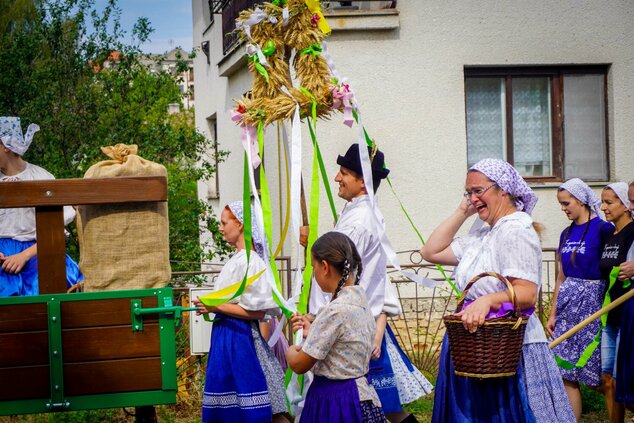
[463,183,497,200]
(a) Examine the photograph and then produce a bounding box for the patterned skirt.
[368,332,401,413]
[552,277,605,386]
[616,296,634,404]
[301,375,386,423]
[521,343,576,423]
[384,324,433,404]
[202,314,286,423]
[0,238,83,297]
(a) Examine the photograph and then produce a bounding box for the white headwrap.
[0,116,39,156]
[559,178,602,218]
[606,182,634,218]
[227,201,268,260]
[470,158,538,215]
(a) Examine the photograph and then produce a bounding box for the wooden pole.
[549,288,634,349]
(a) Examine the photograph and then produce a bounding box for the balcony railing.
[219,0,397,56]
[324,1,396,11]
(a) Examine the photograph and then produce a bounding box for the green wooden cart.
[0,177,186,415]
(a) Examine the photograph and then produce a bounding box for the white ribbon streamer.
[267,315,286,348]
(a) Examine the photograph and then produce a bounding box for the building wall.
[192,0,634,261]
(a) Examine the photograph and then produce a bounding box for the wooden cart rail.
[0,176,176,415]
[0,176,167,294]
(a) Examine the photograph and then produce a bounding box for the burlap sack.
[77,144,171,291]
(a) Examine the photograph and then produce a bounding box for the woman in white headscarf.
[598,182,634,422]
[192,201,289,423]
[0,116,83,296]
[421,158,575,423]
[546,178,613,420]
[615,181,634,414]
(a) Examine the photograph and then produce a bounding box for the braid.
[333,259,351,300]
[311,232,363,301]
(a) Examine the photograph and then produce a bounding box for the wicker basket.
[443,271,529,378]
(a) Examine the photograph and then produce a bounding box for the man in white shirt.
[308,143,393,316]
[307,144,429,423]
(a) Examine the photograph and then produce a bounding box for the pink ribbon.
[231,109,261,168]
[331,83,354,127]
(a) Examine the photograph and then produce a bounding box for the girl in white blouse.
[193,201,288,423]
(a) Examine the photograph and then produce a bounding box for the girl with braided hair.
[545,178,613,420]
[287,232,386,422]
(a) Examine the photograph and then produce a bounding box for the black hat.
[336,144,390,192]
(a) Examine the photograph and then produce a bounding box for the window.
[206,117,220,199]
[465,65,609,182]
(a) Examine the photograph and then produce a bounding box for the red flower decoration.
[236,104,247,114]
[310,13,320,27]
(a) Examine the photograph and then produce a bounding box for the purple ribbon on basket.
[461,301,535,319]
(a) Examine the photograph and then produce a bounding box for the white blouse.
[0,163,76,241]
[214,249,281,316]
[450,212,547,344]
[309,195,401,318]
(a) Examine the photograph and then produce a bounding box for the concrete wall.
[192,0,634,262]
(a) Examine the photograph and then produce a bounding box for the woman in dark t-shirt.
[546,179,612,420]
[598,182,634,422]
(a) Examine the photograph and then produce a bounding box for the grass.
[402,381,634,423]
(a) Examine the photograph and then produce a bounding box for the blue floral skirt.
[616,296,634,404]
[202,314,285,423]
[368,331,401,414]
[552,277,605,386]
[384,324,433,404]
[0,238,83,297]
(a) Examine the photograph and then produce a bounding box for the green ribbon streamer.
[249,41,276,82]
[285,142,323,407]
[203,155,254,320]
[256,121,294,318]
[299,86,317,125]
[307,117,338,224]
[299,43,322,58]
[554,266,631,369]
[349,108,458,295]
[299,86,337,223]
[298,151,321,315]
[385,177,461,297]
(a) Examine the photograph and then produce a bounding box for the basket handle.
[455,271,522,317]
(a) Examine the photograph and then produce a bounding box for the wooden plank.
[0,365,49,400]
[0,176,167,208]
[35,206,67,294]
[0,303,47,333]
[61,297,158,329]
[0,331,48,367]
[62,324,160,362]
[64,357,162,395]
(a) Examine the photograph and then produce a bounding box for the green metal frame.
[0,288,180,416]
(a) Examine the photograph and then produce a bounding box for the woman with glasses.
[421,158,574,423]
[545,178,612,420]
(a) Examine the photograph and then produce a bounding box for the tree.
[0,0,229,283]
